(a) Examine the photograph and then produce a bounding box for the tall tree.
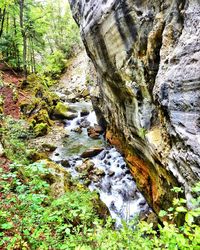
[0,7,6,38]
[19,0,27,78]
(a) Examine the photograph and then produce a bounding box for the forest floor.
[0,65,23,119]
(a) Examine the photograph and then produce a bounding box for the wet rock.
[90,175,101,183]
[65,112,78,120]
[71,127,83,134]
[79,119,90,128]
[92,168,105,176]
[139,199,147,207]
[87,125,104,139]
[60,159,70,168]
[93,124,104,134]
[108,171,115,177]
[80,108,90,117]
[92,194,110,220]
[84,179,91,186]
[89,132,100,139]
[75,159,95,173]
[80,147,104,158]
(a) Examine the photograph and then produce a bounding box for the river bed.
[50,101,149,226]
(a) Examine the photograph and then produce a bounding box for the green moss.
[53,101,68,118]
[33,122,48,137]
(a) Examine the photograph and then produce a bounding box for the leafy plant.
[0,116,32,164]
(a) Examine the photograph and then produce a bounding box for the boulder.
[60,159,70,168]
[79,118,90,128]
[34,122,48,137]
[71,127,83,134]
[75,159,95,173]
[80,147,104,158]
[80,108,90,117]
[87,125,104,139]
[42,143,57,152]
[53,102,78,119]
[35,159,72,197]
[92,168,105,176]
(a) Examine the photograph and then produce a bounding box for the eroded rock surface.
[69,0,200,213]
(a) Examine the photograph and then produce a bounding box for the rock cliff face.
[69,0,200,213]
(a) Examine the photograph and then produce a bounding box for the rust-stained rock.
[69,0,200,214]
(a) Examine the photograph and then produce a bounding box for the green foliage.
[0,117,199,249]
[0,0,80,78]
[1,155,200,250]
[0,162,107,249]
[0,116,32,164]
[138,127,147,139]
[40,49,66,78]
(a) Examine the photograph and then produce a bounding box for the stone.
[53,102,78,119]
[60,159,70,168]
[79,119,90,128]
[93,124,104,134]
[42,143,57,152]
[69,0,200,214]
[36,159,72,198]
[92,168,105,177]
[80,108,90,117]
[71,127,82,134]
[87,125,104,139]
[80,147,104,158]
[75,159,94,173]
[89,132,100,140]
[66,93,78,103]
[108,171,115,177]
[64,112,78,120]
[34,123,48,137]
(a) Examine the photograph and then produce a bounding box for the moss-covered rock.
[33,123,48,137]
[27,149,49,162]
[53,102,78,119]
[28,109,53,137]
[53,102,68,117]
[37,159,72,197]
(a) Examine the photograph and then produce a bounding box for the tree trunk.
[0,8,6,38]
[13,17,20,69]
[19,0,27,79]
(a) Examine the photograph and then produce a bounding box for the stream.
[50,101,149,227]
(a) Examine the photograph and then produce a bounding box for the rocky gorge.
[69,0,200,214]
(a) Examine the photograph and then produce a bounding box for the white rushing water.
[51,102,149,226]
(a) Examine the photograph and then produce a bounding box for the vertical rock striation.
[69,0,200,213]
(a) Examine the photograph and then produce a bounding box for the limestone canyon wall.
[69,0,200,213]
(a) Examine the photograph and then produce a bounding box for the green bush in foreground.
[0,161,200,249]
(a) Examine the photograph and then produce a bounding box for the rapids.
[50,101,149,226]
